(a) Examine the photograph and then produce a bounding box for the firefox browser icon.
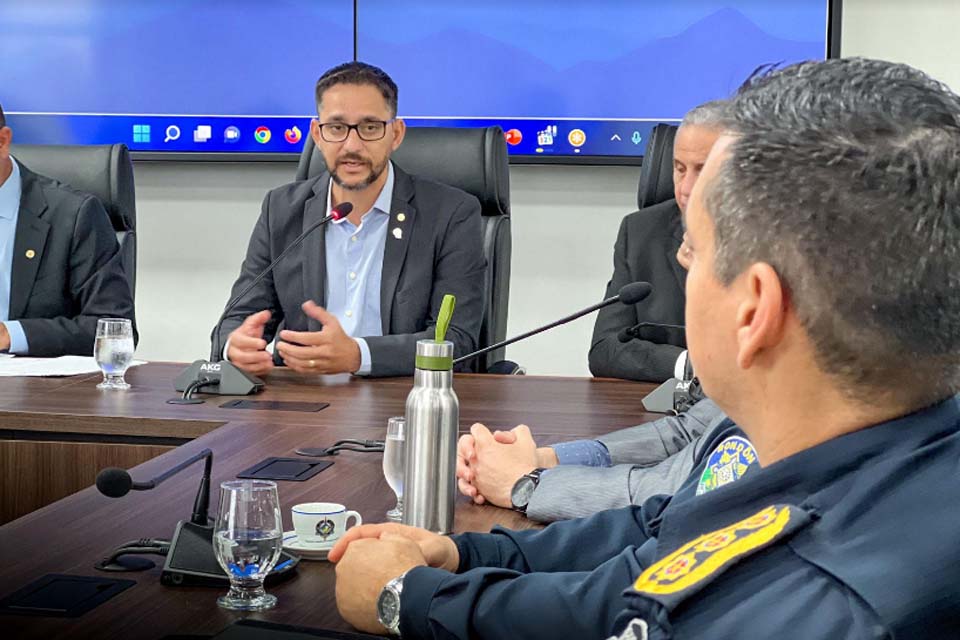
[254,126,272,144]
[284,126,302,144]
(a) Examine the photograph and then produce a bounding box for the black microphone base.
[161,521,298,588]
[173,360,264,396]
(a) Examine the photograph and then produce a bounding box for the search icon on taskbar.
[164,125,181,143]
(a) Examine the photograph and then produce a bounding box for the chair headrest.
[11,143,136,232]
[296,126,509,216]
[636,124,678,210]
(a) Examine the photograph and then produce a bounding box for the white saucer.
[282,531,336,561]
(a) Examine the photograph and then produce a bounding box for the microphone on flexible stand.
[452,281,653,367]
[618,321,686,345]
[94,449,299,584]
[94,449,212,573]
[172,202,355,401]
[617,320,705,413]
[96,448,213,526]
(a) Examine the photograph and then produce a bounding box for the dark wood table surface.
[0,363,659,639]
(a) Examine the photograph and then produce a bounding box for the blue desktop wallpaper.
[1,0,830,160]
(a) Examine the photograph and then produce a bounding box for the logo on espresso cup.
[316,518,335,540]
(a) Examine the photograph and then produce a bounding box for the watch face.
[377,588,400,628]
[511,476,536,508]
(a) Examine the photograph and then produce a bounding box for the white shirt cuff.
[354,337,372,376]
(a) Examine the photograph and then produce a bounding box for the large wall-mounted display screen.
[2,0,837,163]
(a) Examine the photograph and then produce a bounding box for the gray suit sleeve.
[599,398,721,465]
[363,196,486,377]
[525,400,726,523]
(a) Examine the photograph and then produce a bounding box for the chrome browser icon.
[254,126,272,144]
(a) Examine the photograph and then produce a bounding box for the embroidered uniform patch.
[696,435,757,495]
[632,505,811,609]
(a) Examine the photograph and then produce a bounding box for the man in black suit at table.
[589,101,725,382]
[215,62,486,378]
[0,104,135,357]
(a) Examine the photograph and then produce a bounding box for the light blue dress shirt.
[323,162,393,375]
[550,439,613,467]
[0,157,28,353]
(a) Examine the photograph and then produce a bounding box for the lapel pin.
[392,227,403,240]
[25,249,36,259]
[396,212,406,222]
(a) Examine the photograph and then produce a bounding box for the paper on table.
[0,356,147,377]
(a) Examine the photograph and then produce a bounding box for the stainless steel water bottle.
[402,296,459,533]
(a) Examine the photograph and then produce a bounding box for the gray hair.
[707,57,960,406]
[680,100,728,130]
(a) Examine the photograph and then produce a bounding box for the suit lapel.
[302,174,331,332]
[9,167,50,319]
[380,166,416,335]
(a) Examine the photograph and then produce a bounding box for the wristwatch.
[510,468,547,513]
[377,571,408,636]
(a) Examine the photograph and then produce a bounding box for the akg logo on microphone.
[200,363,222,373]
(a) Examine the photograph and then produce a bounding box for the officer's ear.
[734,262,788,371]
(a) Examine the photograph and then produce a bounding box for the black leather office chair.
[296,126,514,373]
[10,143,138,296]
[636,124,678,209]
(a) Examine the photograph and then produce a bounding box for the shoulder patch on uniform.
[606,618,648,640]
[696,435,757,495]
[632,505,811,610]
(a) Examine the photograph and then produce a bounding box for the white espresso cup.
[291,502,362,544]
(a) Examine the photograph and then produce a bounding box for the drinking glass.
[94,318,134,390]
[212,480,283,611]
[383,416,405,521]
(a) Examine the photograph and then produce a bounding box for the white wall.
[131,0,959,374]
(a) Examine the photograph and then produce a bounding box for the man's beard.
[332,155,388,191]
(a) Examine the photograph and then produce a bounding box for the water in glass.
[95,318,134,390]
[384,416,405,521]
[213,480,283,611]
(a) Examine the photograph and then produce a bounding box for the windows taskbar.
[8,113,677,162]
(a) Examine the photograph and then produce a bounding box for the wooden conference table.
[0,363,659,639]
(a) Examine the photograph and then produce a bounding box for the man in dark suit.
[215,62,486,378]
[0,104,135,357]
[588,101,726,382]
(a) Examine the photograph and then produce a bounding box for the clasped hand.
[456,423,558,507]
[329,523,459,634]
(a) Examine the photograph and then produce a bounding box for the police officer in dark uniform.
[329,57,960,639]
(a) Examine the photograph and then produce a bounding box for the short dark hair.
[314,62,398,117]
[708,58,960,406]
[0,103,6,129]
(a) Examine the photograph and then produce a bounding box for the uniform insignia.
[631,505,811,610]
[606,618,648,640]
[696,435,757,495]
[25,249,36,259]
[392,227,403,240]
[397,212,406,222]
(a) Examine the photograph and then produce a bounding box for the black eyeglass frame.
[316,119,396,143]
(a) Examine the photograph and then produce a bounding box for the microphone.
[618,321,686,345]
[94,448,299,584]
[97,448,213,526]
[172,202,354,400]
[453,281,653,366]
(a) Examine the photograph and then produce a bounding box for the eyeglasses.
[317,120,394,143]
